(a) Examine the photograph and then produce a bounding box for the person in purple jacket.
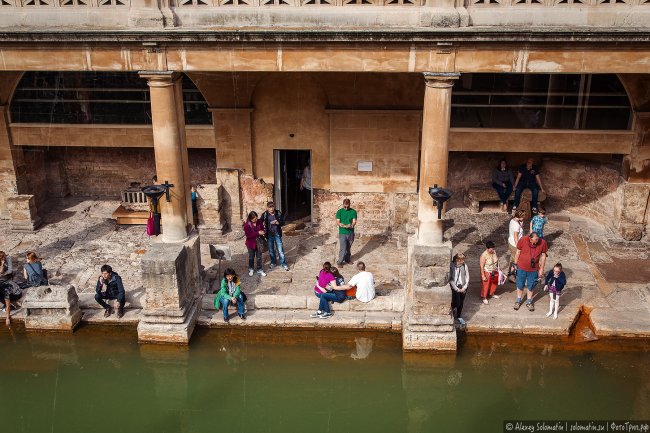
[243,211,267,277]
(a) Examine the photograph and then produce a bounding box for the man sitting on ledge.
[345,261,375,303]
[95,264,126,319]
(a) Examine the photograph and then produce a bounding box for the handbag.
[497,268,507,286]
[146,212,155,236]
[256,235,268,253]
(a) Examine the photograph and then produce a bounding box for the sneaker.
[104,306,113,318]
[282,264,289,271]
[239,314,246,321]
[318,312,333,319]
[310,311,323,318]
[269,263,276,269]
[248,269,254,277]
[532,207,538,214]
[224,316,229,323]
[482,298,489,305]
[526,301,535,311]
[491,294,500,299]
[458,318,466,326]
[117,307,125,319]
[257,270,267,277]
[513,299,522,310]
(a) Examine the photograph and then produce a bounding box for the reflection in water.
[0,326,648,433]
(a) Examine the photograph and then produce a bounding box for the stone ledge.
[590,307,650,338]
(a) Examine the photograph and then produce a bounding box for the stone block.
[254,295,306,310]
[412,287,452,316]
[350,296,393,312]
[6,194,41,231]
[137,301,201,345]
[619,223,644,241]
[402,328,457,352]
[413,266,450,289]
[620,183,650,225]
[23,285,82,332]
[412,244,451,268]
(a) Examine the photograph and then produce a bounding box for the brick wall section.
[33,147,217,198]
[313,190,417,240]
[240,173,273,225]
[329,111,420,193]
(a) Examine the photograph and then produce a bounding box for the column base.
[137,299,200,344]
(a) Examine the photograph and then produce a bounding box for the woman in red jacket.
[243,211,267,277]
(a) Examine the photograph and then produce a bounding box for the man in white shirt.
[346,262,375,303]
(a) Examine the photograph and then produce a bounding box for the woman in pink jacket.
[243,211,267,277]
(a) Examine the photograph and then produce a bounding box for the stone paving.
[1,196,649,340]
[444,202,650,338]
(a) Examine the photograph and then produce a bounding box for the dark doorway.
[273,149,311,223]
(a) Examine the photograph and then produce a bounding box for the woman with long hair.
[243,211,266,277]
[214,268,246,323]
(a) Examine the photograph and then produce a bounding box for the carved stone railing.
[466,0,649,5]
[0,0,129,6]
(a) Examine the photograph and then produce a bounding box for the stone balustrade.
[2,0,649,29]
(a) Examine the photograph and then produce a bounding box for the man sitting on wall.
[94,264,126,319]
[512,158,546,214]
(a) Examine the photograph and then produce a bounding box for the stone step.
[81,308,141,325]
[201,291,405,313]
[197,308,402,332]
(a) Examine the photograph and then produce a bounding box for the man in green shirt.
[336,199,357,266]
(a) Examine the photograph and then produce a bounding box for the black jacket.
[95,272,125,299]
[261,210,285,237]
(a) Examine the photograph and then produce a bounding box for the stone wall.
[240,173,273,226]
[312,189,417,242]
[29,147,216,199]
[329,111,420,193]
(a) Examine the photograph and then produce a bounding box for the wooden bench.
[112,205,150,225]
[464,184,546,218]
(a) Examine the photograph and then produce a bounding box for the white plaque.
[357,161,373,172]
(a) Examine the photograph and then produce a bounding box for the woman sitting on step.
[215,268,246,323]
[310,262,347,320]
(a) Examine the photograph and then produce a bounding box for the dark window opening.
[451,73,632,130]
[10,72,211,125]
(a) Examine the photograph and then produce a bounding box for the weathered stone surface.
[254,294,306,310]
[23,284,82,331]
[6,194,41,231]
[619,223,644,241]
[402,328,457,352]
[138,233,202,344]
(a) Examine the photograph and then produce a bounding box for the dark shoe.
[346,260,354,265]
[526,301,535,312]
[104,306,113,318]
[224,316,229,323]
[239,314,246,321]
[513,300,522,311]
[117,307,125,319]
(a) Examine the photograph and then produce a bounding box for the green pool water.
[1,325,648,433]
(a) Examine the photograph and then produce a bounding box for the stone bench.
[464,184,546,217]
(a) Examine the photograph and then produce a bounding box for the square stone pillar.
[7,194,41,231]
[403,241,456,351]
[137,232,202,344]
[417,73,459,245]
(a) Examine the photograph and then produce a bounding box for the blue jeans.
[267,234,287,266]
[516,269,539,292]
[317,291,346,314]
[221,294,245,319]
[492,182,513,205]
[513,182,539,209]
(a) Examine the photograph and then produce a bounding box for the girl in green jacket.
[215,268,246,323]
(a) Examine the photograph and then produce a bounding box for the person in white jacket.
[449,253,470,325]
[346,262,375,303]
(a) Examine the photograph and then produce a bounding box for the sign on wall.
[357,161,373,172]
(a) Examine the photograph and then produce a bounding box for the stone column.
[417,72,459,245]
[140,71,191,244]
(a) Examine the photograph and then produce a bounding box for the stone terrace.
[1,197,649,340]
[443,203,650,339]
[0,197,405,330]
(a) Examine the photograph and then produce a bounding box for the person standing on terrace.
[336,199,357,267]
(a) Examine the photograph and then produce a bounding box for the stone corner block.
[411,244,452,268]
[619,223,644,241]
[23,284,81,331]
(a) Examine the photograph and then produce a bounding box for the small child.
[530,206,548,238]
[543,263,567,320]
